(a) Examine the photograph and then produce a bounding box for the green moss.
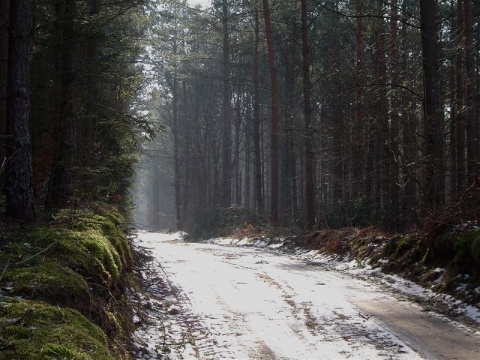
[425,228,480,275]
[54,207,133,268]
[471,236,480,266]
[383,234,419,260]
[39,343,91,360]
[0,205,134,359]
[420,248,430,265]
[0,299,113,360]
[450,230,480,274]
[83,230,122,280]
[2,258,89,308]
[28,223,126,286]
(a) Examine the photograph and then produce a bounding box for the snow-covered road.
[133,232,480,359]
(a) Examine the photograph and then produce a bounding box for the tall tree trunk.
[262,0,279,225]
[300,0,315,230]
[455,0,466,195]
[253,0,264,213]
[354,0,364,202]
[89,0,99,14]
[0,0,9,175]
[172,43,183,229]
[83,0,100,164]
[464,0,479,178]
[46,0,78,208]
[419,0,442,210]
[234,98,242,205]
[221,0,232,207]
[245,100,251,209]
[5,0,35,222]
[180,81,190,226]
[400,1,419,228]
[389,0,400,230]
[377,7,389,227]
[368,7,388,226]
[331,39,343,218]
[151,164,161,230]
[281,2,298,224]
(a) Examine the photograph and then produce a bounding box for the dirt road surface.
[133,232,480,359]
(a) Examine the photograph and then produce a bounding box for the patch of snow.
[267,242,283,249]
[230,237,480,328]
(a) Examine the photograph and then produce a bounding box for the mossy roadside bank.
[0,204,136,360]
[279,225,480,308]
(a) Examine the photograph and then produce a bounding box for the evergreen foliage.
[8,0,153,213]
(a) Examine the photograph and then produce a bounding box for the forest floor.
[130,230,480,359]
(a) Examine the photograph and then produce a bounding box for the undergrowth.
[189,206,265,241]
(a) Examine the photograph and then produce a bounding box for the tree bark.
[244,100,251,209]
[172,41,183,229]
[300,0,315,230]
[46,0,78,208]
[464,0,478,178]
[83,0,100,164]
[419,0,442,210]
[400,0,419,228]
[0,0,9,172]
[5,0,35,222]
[234,98,242,205]
[281,1,298,224]
[253,0,264,213]
[262,0,279,226]
[454,0,466,195]
[388,0,400,230]
[221,0,232,207]
[354,0,364,203]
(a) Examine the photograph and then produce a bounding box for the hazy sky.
[187,0,211,8]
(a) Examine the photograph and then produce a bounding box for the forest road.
[133,232,480,360]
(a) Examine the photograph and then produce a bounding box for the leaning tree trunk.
[5,0,35,222]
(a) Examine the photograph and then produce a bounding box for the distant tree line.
[141,0,480,232]
[1,0,149,223]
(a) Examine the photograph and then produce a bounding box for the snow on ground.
[208,235,480,328]
[131,232,480,359]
